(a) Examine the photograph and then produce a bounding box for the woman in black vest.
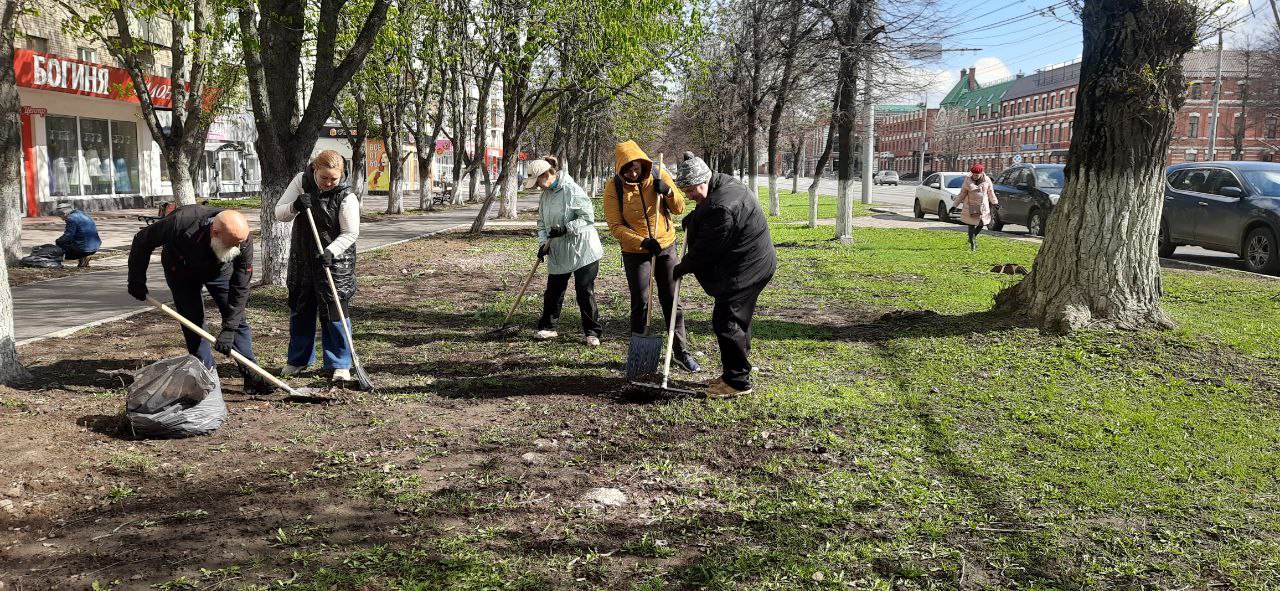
[273,150,361,382]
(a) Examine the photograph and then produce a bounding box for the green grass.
[204,195,261,209]
[762,188,878,223]
[244,218,1280,588]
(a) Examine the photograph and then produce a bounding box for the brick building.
[933,50,1279,176]
[874,105,936,179]
[935,68,1017,173]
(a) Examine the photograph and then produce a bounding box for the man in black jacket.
[127,205,271,393]
[671,152,776,399]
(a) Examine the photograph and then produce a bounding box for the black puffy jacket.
[287,168,357,305]
[128,205,254,328]
[675,173,776,297]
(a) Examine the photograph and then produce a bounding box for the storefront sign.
[435,139,453,152]
[13,49,175,108]
[1020,144,1038,151]
[20,106,47,117]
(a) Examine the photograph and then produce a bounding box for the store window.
[111,122,140,193]
[26,36,48,52]
[44,116,140,197]
[46,116,81,197]
[244,154,261,183]
[220,154,239,183]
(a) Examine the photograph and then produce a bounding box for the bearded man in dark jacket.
[127,205,273,394]
[671,152,777,399]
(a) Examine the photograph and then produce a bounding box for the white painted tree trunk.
[0,256,28,384]
[165,154,198,206]
[257,175,294,286]
[835,178,854,243]
[768,174,780,217]
[807,185,819,229]
[1,0,24,264]
[496,153,519,219]
[995,0,1195,331]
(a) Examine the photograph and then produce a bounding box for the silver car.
[873,170,899,186]
[913,172,967,222]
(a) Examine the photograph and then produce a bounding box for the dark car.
[1160,161,1280,274]
[988,164,1065,236]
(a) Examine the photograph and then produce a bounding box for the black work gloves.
[316,250,334,267]
[538,242,550,262]
[128,283,147,302]
[672,262,689,281]
[293,193,314,212]
[214,327,236,355]
[654,177,671,197]
[548,225,567,238]
[640,237,662,256]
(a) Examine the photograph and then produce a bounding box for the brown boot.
[77,255,92,268]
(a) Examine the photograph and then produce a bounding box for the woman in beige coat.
[953,164,999,251]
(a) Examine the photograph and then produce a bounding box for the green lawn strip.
[255,225,1280,589]
[761,189,877,223]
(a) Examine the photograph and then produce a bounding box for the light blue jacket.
[538,173,603,276]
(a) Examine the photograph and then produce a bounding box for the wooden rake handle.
[146,296,298,395]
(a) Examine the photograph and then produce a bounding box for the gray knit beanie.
[671,151,712,187]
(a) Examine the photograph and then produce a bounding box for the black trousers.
[60,246,96,261]
[166,272,261,384]
[539,260,602,337]
[622,244,687,355]
[712,277,771,390]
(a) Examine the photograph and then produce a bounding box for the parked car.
[989,164,1065,236]
[873,170,899,186]
[1160,161,1280,274]
[913,172,967,221]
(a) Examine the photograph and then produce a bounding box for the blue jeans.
[166,273,258,380]
[285,296,352,370]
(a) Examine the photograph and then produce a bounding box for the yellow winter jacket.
[602,140,686,254]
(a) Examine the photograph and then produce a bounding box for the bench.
[431,181,456,207]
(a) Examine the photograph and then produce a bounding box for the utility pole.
[1208,30,1224,161]
[918,92,928,180]
[861,58,874,205]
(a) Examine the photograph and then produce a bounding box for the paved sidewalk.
[13,197,519,345]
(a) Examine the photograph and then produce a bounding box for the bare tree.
[0,0,31,381]
[238,0,390,285]
[995,0,1200,331]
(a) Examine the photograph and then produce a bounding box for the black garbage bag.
[125,356,227,438]
[19,244,65,268]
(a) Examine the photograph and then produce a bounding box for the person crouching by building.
[527,155,604,346]
[53,203,101,268]
[603,140,700,372]
[670,152,776,399]
[274,150,361,383]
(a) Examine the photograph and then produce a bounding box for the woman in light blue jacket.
[527,156,604,346]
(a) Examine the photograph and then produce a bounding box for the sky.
[900,0,1275,107]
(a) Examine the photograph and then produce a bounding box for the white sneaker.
[534,329,558,340]
[332,368,352,381]
[281,364,305,377]
[584,336,601,347]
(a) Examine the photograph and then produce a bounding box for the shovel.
[146,296,330,402]
[301,208,375,392]
[625,153,665,379]
[629,236,698,397]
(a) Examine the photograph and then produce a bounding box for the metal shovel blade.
[625,333,663,379]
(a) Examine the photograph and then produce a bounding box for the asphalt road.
[766,175,1248,273]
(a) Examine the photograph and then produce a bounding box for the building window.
[1185,149,1198,162]
[1267,116,1277,139]
[220,154,239,183]
[77,47,98,63]
[26,36,48,53]
[44,115,140,196]
[160,65,173,80]
[1190,83,1201,100]
[1188,115,1200,138]
[1238,81,1248,101]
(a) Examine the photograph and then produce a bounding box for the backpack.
[612,165,670,235]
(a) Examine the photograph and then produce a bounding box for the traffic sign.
[1012,155,1022,164]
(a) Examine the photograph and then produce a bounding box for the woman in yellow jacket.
[603,140,700,372]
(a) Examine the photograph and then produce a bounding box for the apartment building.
[875,105,937,178]
[13,7,261,217]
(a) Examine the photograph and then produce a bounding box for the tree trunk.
[385,138,403,215]
[497,153,519,219]
[417,148,436,211]
[791,136,803,195]
[1,0,25,265]
[810,91,841,229]
[350,135,368,199]
[994,0,1196,332]
[0,0,34,383]
[165,152,200,206]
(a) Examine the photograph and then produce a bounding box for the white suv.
[873,170,899,186]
